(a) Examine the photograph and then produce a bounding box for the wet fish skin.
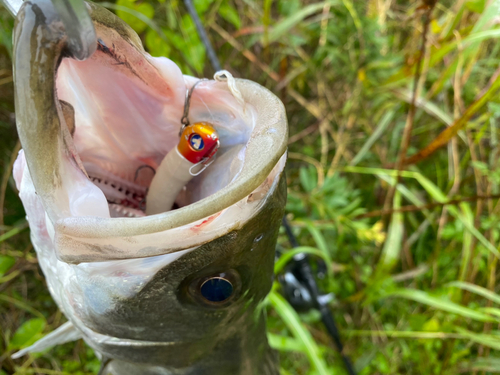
[97,177,286,375]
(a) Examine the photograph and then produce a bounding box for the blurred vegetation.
[2,0,500,374]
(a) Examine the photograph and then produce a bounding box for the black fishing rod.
[281,217,357,375]
[182,3,357,374]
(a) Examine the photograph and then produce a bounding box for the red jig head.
[178,122,220,174]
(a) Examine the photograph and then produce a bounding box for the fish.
[11,0,288,374]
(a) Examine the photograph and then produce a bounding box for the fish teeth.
[89,174,145,207]
[108,204,145,218]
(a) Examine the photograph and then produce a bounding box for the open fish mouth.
[13,1,288,264]
[55,32,255,219]
[56,44,248,219]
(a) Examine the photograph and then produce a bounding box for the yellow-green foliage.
[2,1,500,374]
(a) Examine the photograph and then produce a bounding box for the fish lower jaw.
[108,204,145,218]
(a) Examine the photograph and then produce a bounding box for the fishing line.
[183,0,222,72]
[182,4,357,374]
[180,78,209,130]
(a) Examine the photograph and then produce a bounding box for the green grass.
[2,0,500,374]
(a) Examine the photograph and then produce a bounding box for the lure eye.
[189,133,205,151]
[200,277,233,302]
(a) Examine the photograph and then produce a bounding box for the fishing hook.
[179,78,209,135]
[134,164,156,182]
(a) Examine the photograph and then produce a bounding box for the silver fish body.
[13,0,288,374]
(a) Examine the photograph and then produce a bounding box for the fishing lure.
[146,81,220,215]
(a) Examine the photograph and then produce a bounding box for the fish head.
[13,0,287,373]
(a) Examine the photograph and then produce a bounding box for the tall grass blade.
[386,289,496,322]
[447,281,500,305]
[303,220,333,268]
[350,110,395,166]
[404,71,500,165]
[0,221,27,243]
[392,89,453,126]
[459,357,500,373]
[454,327,500,351]
[267,291,330,375]
[267,1,338,43]
[376,190,403,275]
[275,246,329,274]
[268,333,306,352]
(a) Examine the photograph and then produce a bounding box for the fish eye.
[185,270,241,307]
[200,277,233,302]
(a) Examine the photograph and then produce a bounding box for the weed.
[2,1,500,374]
